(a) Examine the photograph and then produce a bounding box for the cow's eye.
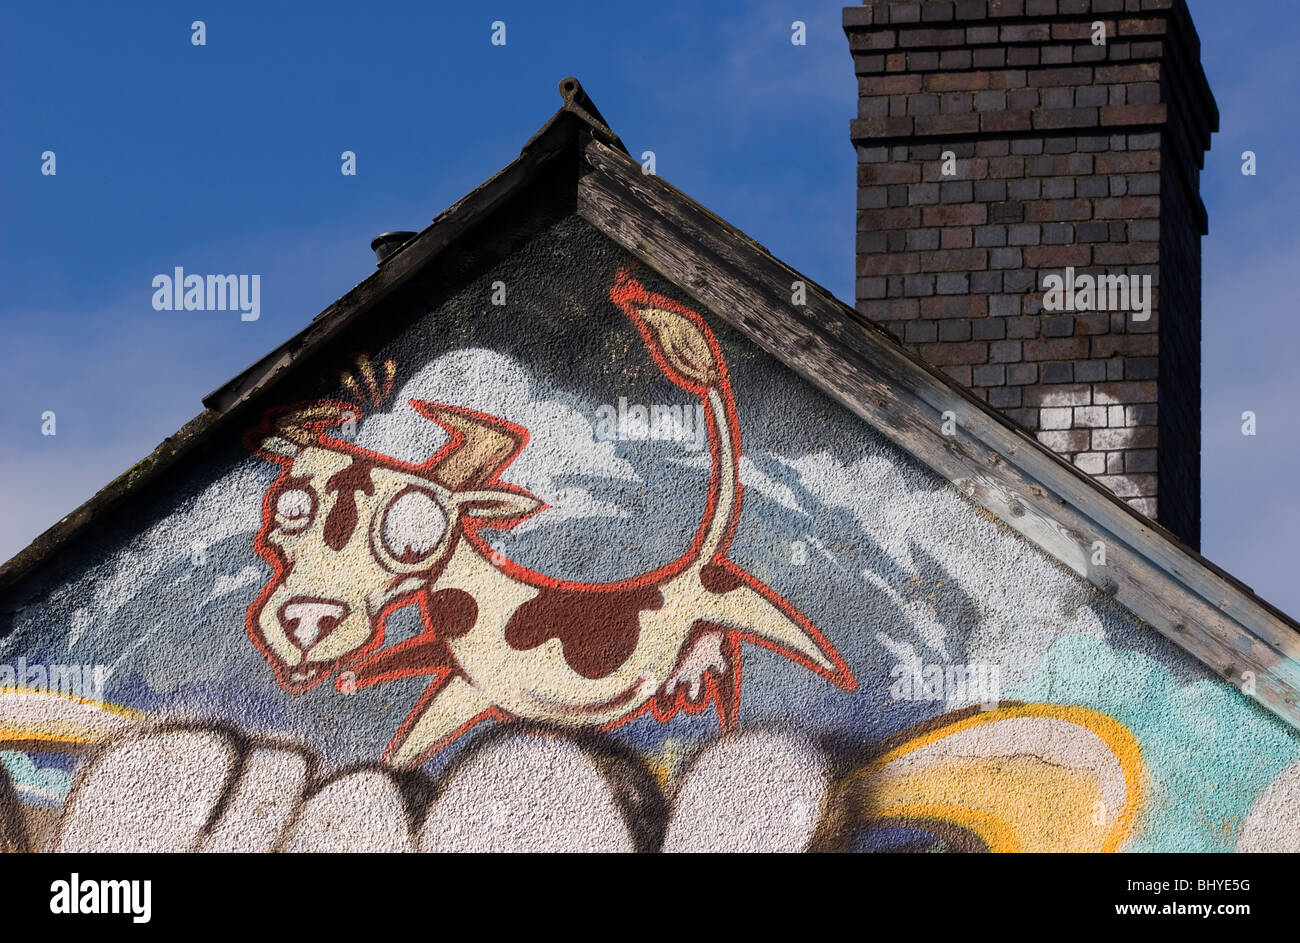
[275,488,315,533]
[380,488,447,564]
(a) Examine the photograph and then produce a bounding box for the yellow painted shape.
[0,688,144,747]
[844,703,1144,852]
[867,756,1109,852]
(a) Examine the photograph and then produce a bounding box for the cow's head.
[246,399,541,693]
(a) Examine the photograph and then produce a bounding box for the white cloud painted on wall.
[777,445,1108,698]
[357,348,641,532]
[1,463,272,662]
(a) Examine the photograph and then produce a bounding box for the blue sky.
[1,1,1296,615]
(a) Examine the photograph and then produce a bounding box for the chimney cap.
[370,231,418,266]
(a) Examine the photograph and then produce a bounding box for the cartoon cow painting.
[246,268,855,767]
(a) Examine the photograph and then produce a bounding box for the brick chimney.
[844,0,1217,549]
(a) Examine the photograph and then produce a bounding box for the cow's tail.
[609,269,857,697]
[609,267,740,562]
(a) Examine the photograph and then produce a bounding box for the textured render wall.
[0,215,1295,853]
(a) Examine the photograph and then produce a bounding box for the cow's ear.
[455,488,542,523]
[256,434,302,459]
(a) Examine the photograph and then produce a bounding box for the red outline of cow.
[246,268,855,768]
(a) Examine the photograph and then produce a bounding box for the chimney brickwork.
[845,0,1216,549]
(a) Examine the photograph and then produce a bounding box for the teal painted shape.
[1008,633,1300,852]
[0,750,73,802]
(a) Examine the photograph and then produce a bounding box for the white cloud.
[356,349,641,527]
[26,463,271,656]
[778,444,1112,689]
[740,454,805,515]
[200,564,265,609]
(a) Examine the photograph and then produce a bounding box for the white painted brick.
[1040,407,1074,430]
[1074,452,1106,475]
[1073,406,1107,427]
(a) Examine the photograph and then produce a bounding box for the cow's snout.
[278,597,351,653]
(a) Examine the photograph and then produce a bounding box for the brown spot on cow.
[323,459,376,550]
[504,585,665,679]
[700,560,743,594]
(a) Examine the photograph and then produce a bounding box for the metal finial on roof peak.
[559,76,583,104]
[556,76,625,153]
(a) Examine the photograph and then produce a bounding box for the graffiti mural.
[244,268,854,767]
[1,216,1298,851]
